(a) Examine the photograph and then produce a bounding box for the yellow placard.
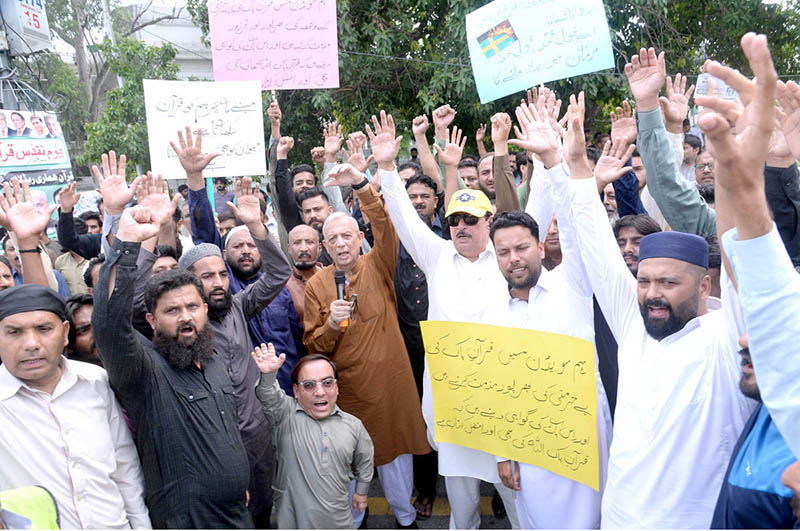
[421,320,599,491]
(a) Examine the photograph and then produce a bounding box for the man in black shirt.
[93,204,253,529]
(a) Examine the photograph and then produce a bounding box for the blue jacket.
[711,404,797,529]
[188,188,306,395]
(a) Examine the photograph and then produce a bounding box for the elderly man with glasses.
[252,346,374,529]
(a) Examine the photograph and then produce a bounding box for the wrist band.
[352,177,370,190]
[18,248,42,254]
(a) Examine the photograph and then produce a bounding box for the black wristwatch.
[352,177,370,190]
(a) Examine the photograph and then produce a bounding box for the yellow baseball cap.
[445,189,493,218]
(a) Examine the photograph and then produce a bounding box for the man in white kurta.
[380,165,519,529]
[567,175,755,528]
[490,161,613,528]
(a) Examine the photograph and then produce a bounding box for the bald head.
[289,224,321,269]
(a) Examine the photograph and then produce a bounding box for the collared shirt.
[568,176,755,528]
[495,164,613,528]
[92,238,253,529]
[54,251,88,295]
[722,225,800,458]
[0,358,150,529]
[381,166,509,483]
[213,189,236,215]
[255,372,373,528]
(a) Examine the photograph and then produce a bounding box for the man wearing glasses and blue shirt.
[252,346,374,529]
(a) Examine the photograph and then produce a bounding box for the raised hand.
[342,132,374,174]
[610,101,637,146]
[267,100,282,138]
[310,146,325,165]
[412,115,429,139]
[324,163,368,188]
[432,104,456,139]
[0,178,57,244]
[250,342,286,374]
[115,205,160,243]
[624,48,667,111]
[365,110,403,171]
[475,123,487,143]
[510,100,560,167]
[594,140,637,190]
[659,74,695,133]
[562,92,594,179]
[137,172,174,227]
[491,112,512,154]
[324,122,344,163]
[695,34,776,188]
[92,150,141,215]
[277,136,295,159]
[169,127,220,183]
[433,126,467,167]
[777,80,800,161]
[57,182,81,213]
[228,177,264,231]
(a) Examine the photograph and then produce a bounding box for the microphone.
[334,270,349,330]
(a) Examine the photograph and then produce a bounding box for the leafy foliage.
[78,38,179,176]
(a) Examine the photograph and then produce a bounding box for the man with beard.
[565,46,756,528]
[176,167,291,527]
[489,209,613,528]
[711,335,796,528]
[92,205,251,528]
[285,224,323,324]
[65,294,101,366]
[298,187,335,266]
[613,214,662,276]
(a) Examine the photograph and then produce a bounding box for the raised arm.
[170,127,223,248]
[607,102,647,217]
[252,343,294,426]
[699,34,800,454]
[433,126,467,210]
[320,122,349,213]
[412,115,442,190]
[274,136,302,231]
[92,207,159,403]
[378,111,447,275]
[629,59,715,235]
[56,183,102,259]
[0,178,56,287]
[475,123,489,159]
[492,112,521,213]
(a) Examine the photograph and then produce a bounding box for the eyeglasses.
[299,377,337,392]
[695,162,714,171]
[447,213,481,226]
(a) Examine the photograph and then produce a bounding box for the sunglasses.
[447,213,481,226]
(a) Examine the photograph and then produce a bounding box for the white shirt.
[568,177,755,528]
[380,167,509,482]
[0,358,151,529]
[497,164,612,528]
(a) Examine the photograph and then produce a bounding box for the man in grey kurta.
[252,347,374,529]
[178,221,291,527]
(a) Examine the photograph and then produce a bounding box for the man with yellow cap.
[377,109,519,528]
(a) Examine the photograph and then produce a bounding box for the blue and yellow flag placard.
[421,320,600,491]
[477,20,518,59]
[465,0,614,103]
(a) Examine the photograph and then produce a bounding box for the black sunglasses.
[447,213,480,226]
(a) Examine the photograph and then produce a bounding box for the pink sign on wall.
[208,0,340,91]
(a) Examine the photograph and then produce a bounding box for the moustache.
[297,251,312,259]
[456,229,470,238]
[210,288,227,297]
[740,348,752,366]
[644,298,672,311]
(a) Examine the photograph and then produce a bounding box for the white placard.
[144,79,267,179]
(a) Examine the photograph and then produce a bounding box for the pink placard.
[208,0,340,90]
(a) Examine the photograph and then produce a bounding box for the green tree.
[188,0,800,158]
[79,38,179,175]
